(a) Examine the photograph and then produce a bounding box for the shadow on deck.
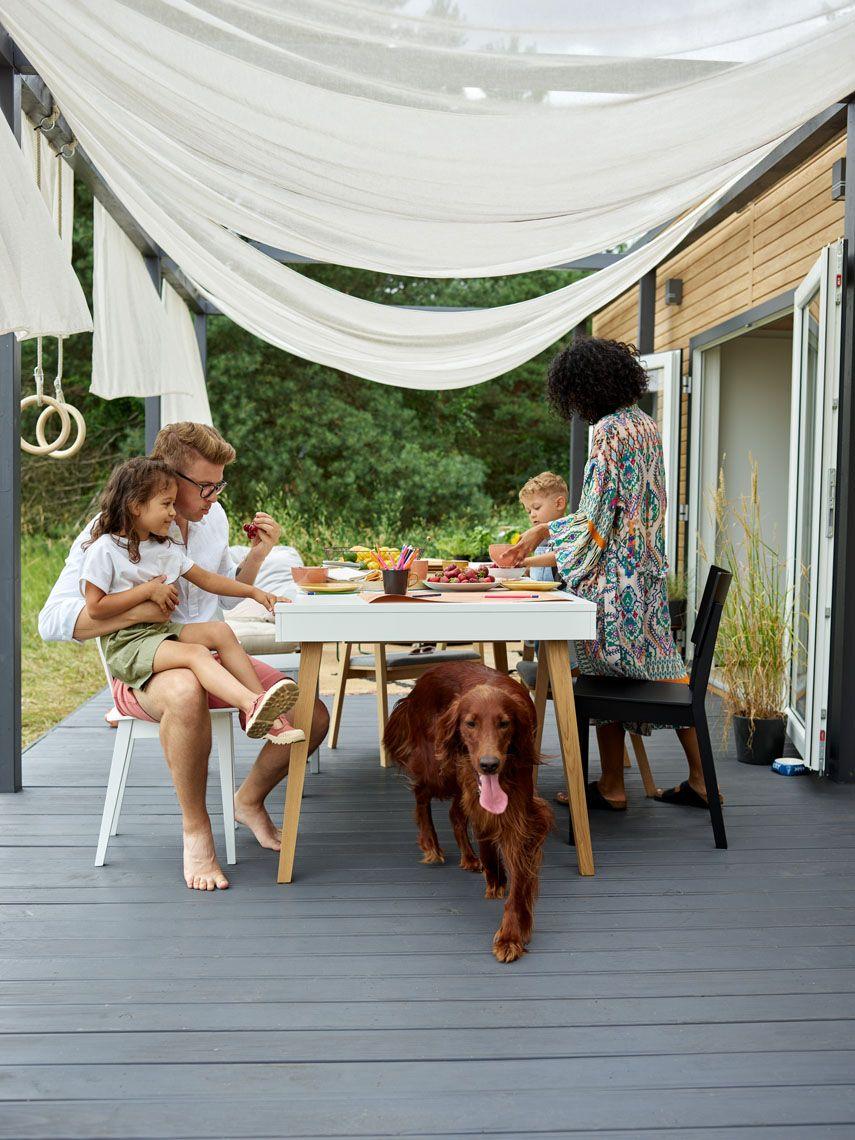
[2,686,855,1138]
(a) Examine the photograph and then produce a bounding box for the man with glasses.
[39,422,330,891]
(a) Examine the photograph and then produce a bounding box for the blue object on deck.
[772,758,807,776]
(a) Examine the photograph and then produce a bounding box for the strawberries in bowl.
[425,564,497,591]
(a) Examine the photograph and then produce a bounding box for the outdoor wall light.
[664,278,683,305]
[832,157,846,201]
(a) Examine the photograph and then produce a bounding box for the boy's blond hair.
[519,471,569,503]
[150,422,236,469]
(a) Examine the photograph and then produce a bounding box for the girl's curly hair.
[546,336,649,425]
[87,457,178,564]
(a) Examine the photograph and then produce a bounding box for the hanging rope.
[20,123,87,459]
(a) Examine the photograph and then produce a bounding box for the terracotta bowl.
[292,566,329,585]
[489,543,513,563]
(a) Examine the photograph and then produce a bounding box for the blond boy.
[518,472,569,581]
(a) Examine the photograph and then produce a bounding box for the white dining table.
[273,590,598,883]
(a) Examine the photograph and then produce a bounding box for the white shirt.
[80,535,195,600]
[39,502,241,643]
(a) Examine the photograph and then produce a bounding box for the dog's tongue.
[479,774,509,814]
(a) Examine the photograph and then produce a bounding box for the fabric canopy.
[160,283,213,427]
[2,1,854,276]
[3,2,854,386]
[92,200,201,402]
[0,113,91,338]
[19,115,74,262]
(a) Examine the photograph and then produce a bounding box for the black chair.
[571,565,732,850]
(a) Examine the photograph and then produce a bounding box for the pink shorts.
[111,655,286,723]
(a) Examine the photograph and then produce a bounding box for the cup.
[409,559,429,582]
[382,568,409,595]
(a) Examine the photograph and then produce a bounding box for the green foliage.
[27,182,582,541]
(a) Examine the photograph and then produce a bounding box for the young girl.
[81,457,302,745]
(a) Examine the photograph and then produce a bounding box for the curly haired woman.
[502,337,715,813]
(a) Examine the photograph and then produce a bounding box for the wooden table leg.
[277,641,323,883]
[492,641,509,674]
[328,642,352,750]
[374,644,391,767]
[542,639,594,876]
[533,653,549,758]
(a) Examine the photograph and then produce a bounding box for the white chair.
[93,639,237,868]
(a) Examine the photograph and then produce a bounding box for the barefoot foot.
[183,826,229,891]
[234,793,282,851]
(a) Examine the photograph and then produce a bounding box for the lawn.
[22,535,106,748]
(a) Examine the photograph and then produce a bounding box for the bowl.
[292,565,329,585]
[489,543,513,563]
[489,565,519,580]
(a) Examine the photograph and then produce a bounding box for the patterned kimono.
[549,405,687,712]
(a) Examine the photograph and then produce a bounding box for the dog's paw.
[459,855,483,873]
[492,934,526,963]
[420,848,445,865]
[484,881,507,899]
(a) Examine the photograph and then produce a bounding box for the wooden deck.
[2,679,855,1139]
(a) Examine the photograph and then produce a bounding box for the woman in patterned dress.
[504,337,713,812]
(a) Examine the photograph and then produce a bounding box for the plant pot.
[732,714,786,766]
[668,598,686,633]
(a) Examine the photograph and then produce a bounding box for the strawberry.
[243,522,259,540]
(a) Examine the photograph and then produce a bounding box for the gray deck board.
[1,684,854,1139]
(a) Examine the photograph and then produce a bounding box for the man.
[39,422,330,891]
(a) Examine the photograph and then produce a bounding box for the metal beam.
[0,59,22,791]
[637,270,656,353]
[827,100,855,783]
[567,322,589,506]
[143,256,162,453]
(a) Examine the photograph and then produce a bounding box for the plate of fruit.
[423,564,499,592]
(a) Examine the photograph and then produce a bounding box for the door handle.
[828,469,836,538]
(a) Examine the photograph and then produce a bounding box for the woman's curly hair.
[546,337,649,425]
[86,457,178,564]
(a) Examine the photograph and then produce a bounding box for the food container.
[292,566,329,585]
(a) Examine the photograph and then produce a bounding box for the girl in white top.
[80,457,302,745]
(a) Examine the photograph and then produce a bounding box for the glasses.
[176,472,227,500]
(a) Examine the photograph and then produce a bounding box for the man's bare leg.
[135,669,229,891]
[234,698,330,850]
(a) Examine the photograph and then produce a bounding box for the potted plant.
[712,462,793,765]
[667,571,688,635]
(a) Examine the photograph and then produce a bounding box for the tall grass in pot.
[712,461,793,764]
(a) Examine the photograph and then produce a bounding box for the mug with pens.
[369,545,423,595]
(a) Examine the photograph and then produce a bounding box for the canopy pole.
[0,57,22,791]
[143,255,161,451]
[568,322,588,507]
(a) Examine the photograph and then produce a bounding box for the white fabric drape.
[160,283,212,427]
[19,117,74,262]
[2,1,855,276]
[3,2,855,386]
[91,200,193,399]
[0,114,91,338]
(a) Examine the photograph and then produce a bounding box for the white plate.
[423,579,498,593]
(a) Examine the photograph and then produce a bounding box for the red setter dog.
[384,661,553,962]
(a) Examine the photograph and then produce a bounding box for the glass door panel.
[786,242,843,770]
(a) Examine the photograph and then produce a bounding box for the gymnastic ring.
[20,393,71,455]
[35,401,87,459]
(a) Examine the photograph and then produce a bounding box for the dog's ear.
[507,686,539,770]
[435,696,463,763]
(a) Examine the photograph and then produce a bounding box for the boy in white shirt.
[517,472,569,581]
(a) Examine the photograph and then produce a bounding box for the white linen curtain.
[3,1,854,275]
[19,116,74,261]
[0,113,91,338]
[91,201,194,399]
[160,283,213,427]
[3,2,855,385]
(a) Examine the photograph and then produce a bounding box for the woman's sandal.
[655,780,722,808]
[554,781,627,812]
